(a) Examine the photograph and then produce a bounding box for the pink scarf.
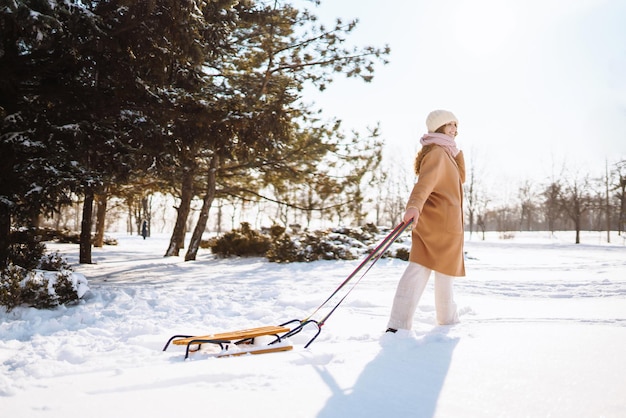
[420,133,459,158]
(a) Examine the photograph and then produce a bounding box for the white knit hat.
[426,109,458,133]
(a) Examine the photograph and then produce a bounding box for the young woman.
[386,109,466,332]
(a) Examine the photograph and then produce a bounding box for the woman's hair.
[414,144,435,175]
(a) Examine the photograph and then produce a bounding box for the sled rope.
[302,221,411,322]
[315,220,412,327]
[280,221,412,347]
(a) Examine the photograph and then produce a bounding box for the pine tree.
[181,0,389,260]
[1,1,239,263]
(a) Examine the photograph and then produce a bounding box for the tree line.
[32,151,626,246]
[0,0,389,267]
[463,159,626,243]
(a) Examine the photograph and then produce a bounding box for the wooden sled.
[163,325,294,359]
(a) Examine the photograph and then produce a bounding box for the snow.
[27,268,90,299]
[1,231,625,417]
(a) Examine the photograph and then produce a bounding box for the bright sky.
[301,0,626,197]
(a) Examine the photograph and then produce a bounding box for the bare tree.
[542,180,563,236]
[463,150,490,239]
[494,205,518,238]
[604,160,611,243]
[474,188,492,240]
[613,160,626,236]
[559,173,593,244]
[377,156,411,227]
[518,180,538,231]
[464,163,478,238]
[476,212,488,240]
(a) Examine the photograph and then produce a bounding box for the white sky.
[300,0,626,196]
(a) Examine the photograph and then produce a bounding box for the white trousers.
[387,262,459,330]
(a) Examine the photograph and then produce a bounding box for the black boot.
[385,328,397,333]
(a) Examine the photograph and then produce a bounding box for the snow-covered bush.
[0,255,89,312]
[20,271,57,309]
[37,251,73,272]
[268,225,378,263]
[7,229,47,270]
[332,223,378,244]
[0,264,24,312]
[1,266,89,312]
[212,223,409,264]
[266,233,301,262]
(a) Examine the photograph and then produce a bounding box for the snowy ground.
[1,230,625,418]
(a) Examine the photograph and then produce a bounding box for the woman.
[387,109,466,332]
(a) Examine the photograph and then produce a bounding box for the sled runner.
[163,325,294,359]
[164,221,412,359]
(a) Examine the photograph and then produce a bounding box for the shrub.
[213,223,409,264]
[268,229,366,263]
[361,222,380,235]
[40,228,118,245]
[38,251,73,271]
[53,271,80,305]
[0,251,87,312]
[266,234,301,263]
[313,231,361,260]
[210,222,272,257]
[331,225,376,245]
[268,224,286,238]
[8,229,46,270]
[395,247,410,261]
[21,272,57,309]
[0,264,24,312]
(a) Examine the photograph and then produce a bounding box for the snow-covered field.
[1,230,625,417]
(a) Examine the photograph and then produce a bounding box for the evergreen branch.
[269,52,375,74]
[272,19,358,56]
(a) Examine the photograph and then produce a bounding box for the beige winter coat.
[405,145,466,276]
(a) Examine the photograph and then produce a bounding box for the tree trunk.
[134,203,142,236]
[141,195,151,238]
[93,191,108,247]
[216,201,223,234]
[574,215,581,244]
[165,168,194,257]
[0,203,11,269]
[79,189,94,264]
[30,213,41,229]
[617,177,626,236]
[605,161,611,243]
[185,155,219,261]
[127,202,133,234]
